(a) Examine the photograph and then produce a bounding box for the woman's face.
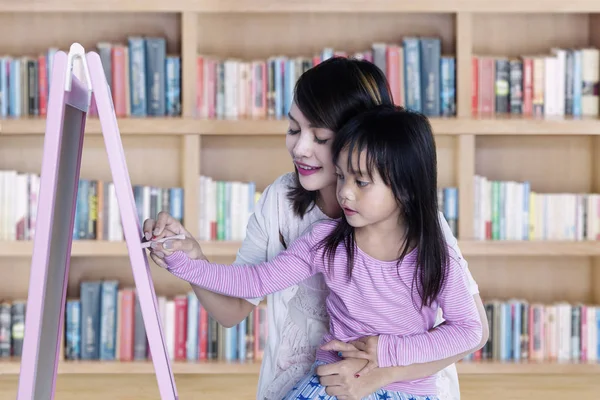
[285,102,337,192]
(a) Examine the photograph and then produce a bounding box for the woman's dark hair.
[318,105,449,309]
[287,56,394,217]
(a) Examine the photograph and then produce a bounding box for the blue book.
[65,299,81,360]
[128,36,147,116]
[166,56,181,116]
[80,281,102,360]
[99,280,119,360]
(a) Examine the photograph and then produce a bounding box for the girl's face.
[285,102,337,192]
[335,148,401,230]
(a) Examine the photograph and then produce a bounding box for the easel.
[16,43,178,400]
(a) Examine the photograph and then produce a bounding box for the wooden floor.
[0,374,598,399]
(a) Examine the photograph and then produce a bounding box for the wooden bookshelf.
[0,2,600,400]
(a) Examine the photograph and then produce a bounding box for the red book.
[522,57,534,116]
[174,295,188,361]
[196,55,204,117]
[386,45,403,107]
[471,56,478,115]
[198,306,208,360]
[110,45,127,117]
[38,54,48,116]
[119,289,135,361]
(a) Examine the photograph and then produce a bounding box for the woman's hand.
[316,358,382,400]
[320,336,380,377]
[143,211,205,267]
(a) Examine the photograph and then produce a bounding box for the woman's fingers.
[153,211,183,238]
[142,218,156,241]
[149,252,167,269]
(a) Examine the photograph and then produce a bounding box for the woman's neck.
[316,185,342,219]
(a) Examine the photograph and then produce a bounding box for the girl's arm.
[163,225,323,299]
[376,256,483,368]
[192,182,279,327]
[318,293,488,396]
[379,292,488,379]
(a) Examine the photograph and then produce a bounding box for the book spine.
[420,37,441,116]
[145,37,166,116]
[128,37,147,117]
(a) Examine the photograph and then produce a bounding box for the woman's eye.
[356,180,368,187]
[315,138,329,145]
[287,128,300,135]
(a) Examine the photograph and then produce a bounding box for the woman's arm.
[147,181,279,328]
[188,186,276,327]
[144,212,254,328]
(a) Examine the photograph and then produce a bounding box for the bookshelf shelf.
[0,359,597,375]
[2,0,600,13]
[0,361,600,375]
[3,117,600,136]
[0,240,598,258]
[458,240,600,257]
[0,117,190,136]
[0,240,239,258]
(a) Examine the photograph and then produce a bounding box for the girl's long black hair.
[287,56,395,218]
[318,105,449,309]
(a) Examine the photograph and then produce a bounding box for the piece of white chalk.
[141,233,186,249]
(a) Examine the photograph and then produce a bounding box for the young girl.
[145,57,487,400]
[159,105,483,400]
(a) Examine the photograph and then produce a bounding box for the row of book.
[0,300,25,358]
[195,38,456,121]
[0,169,183,242]
[0,37,182,119]
[72,179,184,242]
[473,175,600,241]
[473,47,600,117]
[463,300,600,362]
[0,283,268,362]
[197,177,460,242]
[62,282,267,362]
[197,176,259,242]
[6,289,600,364]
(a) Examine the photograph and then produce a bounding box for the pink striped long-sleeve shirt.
[163,220,482,395]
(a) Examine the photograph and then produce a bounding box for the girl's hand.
[143,211,206,267]
[315,358,380,400]
[320,336,380,377]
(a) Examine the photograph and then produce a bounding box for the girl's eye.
[336,173,344,180]
[315,138,329,145]
[356,180,369,187]
[287,128,300,135]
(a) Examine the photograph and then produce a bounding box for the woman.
[144,57,489,400]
